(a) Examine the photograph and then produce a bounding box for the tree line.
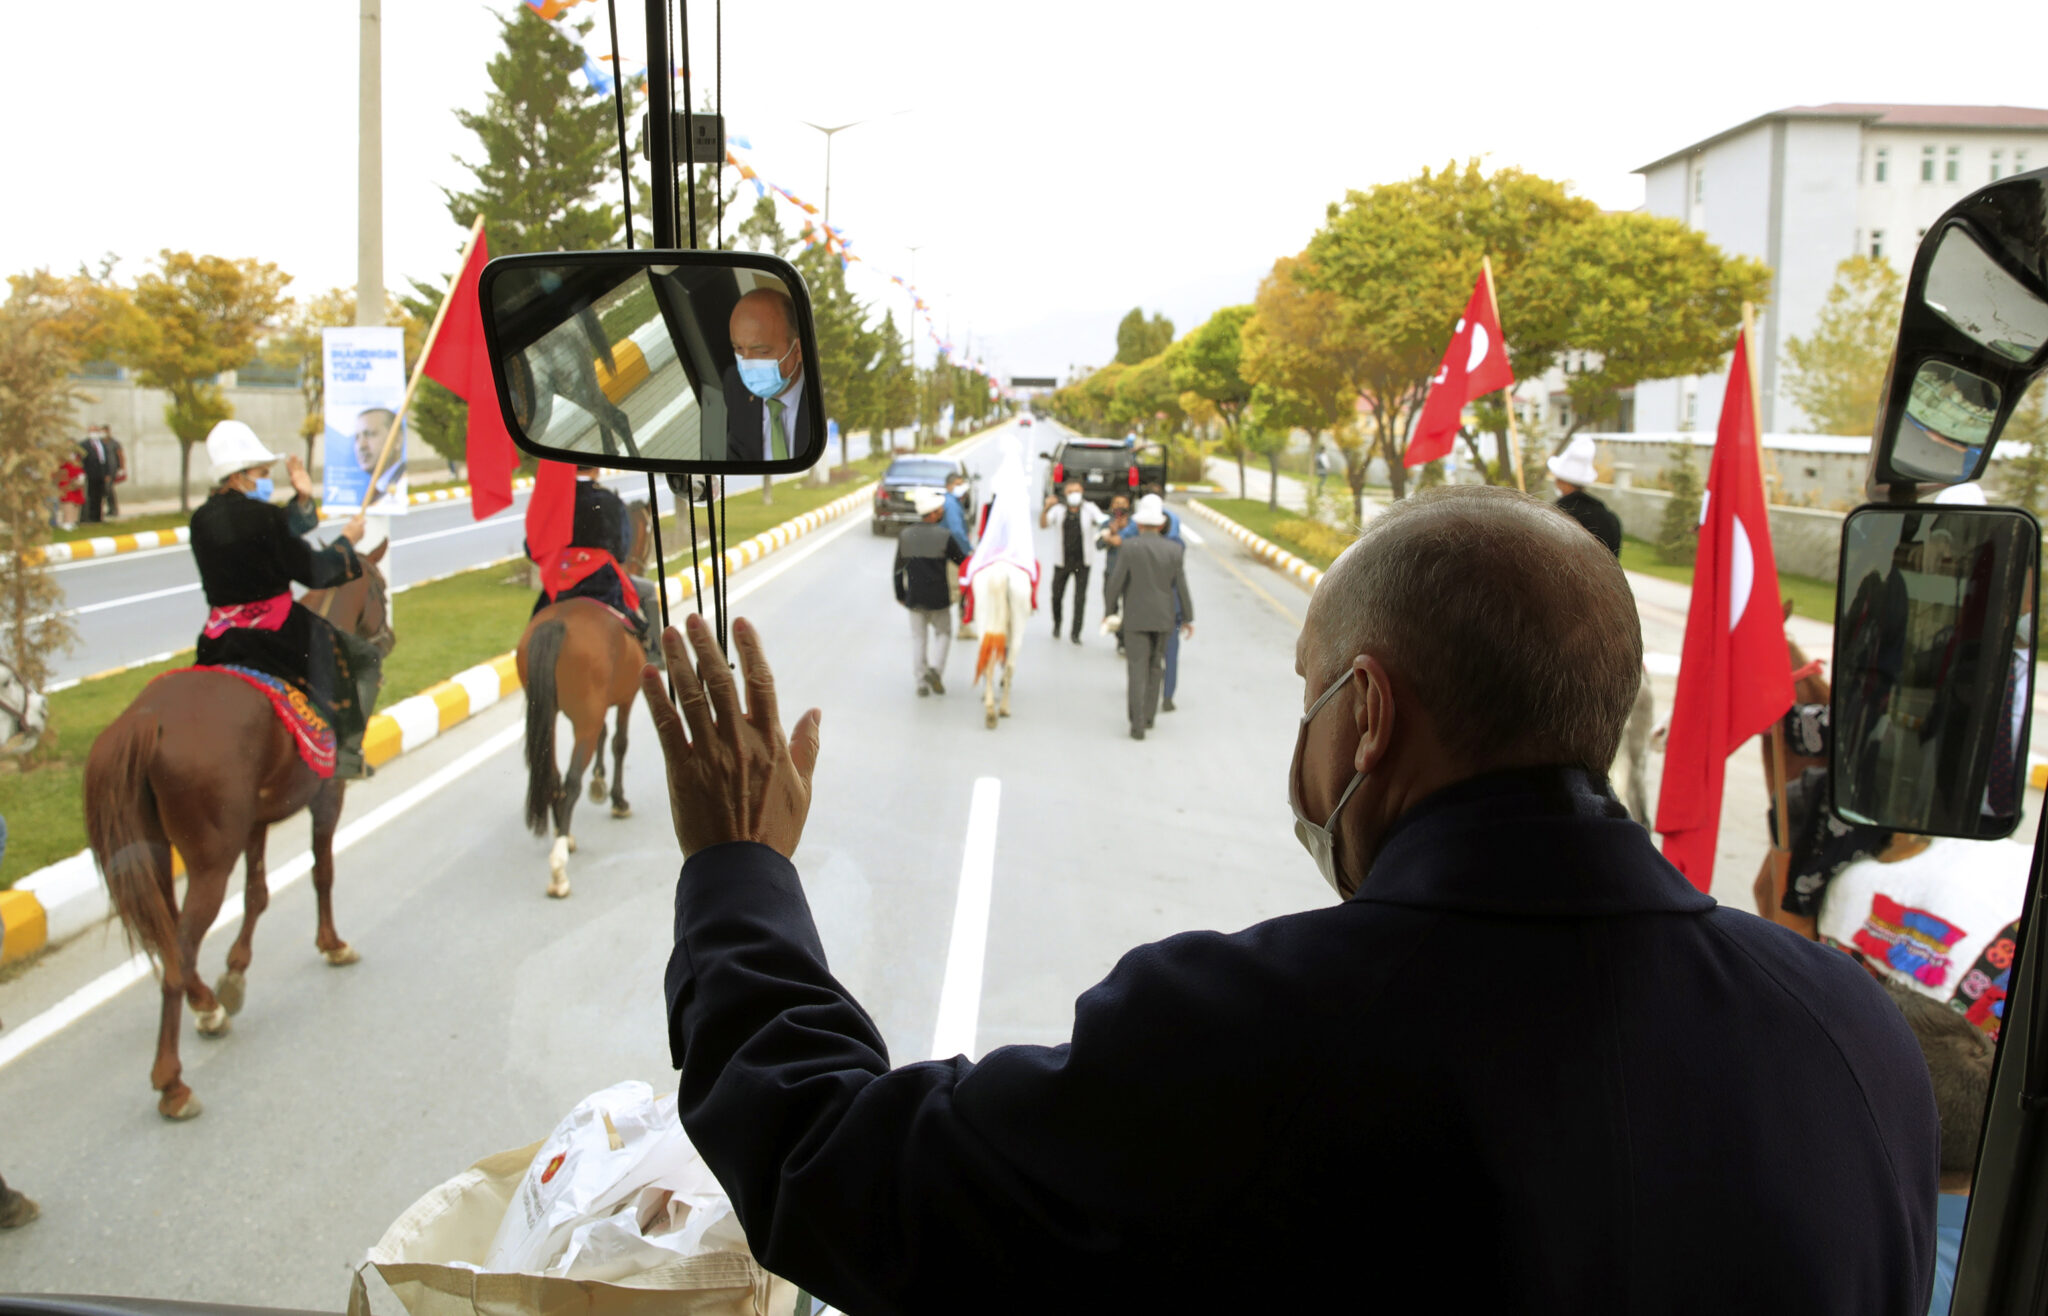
[1050,161,1774,517]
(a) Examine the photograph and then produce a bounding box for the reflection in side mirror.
[1925,225,2048,365]
[479,251,826,477]
[1831,504,2039,838]
[1891,361,2004,483]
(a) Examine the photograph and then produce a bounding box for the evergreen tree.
[1115,307,1175,365]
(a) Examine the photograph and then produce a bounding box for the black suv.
[1043,438,1166,508]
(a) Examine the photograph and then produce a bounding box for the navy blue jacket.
[665,767,1938,1314]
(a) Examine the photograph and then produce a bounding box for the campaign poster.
[321,326,410,515]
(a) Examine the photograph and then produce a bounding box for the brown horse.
[517,502,656,898]
[83,543,392,1121]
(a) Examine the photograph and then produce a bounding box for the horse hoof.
[548,836,571,898]
[611,803,632,819]
[985,711,998,730]
[565,835,578,854]
[322,944,361,967]
[215,970,246,1017]
[547,874,572,899]
[1000,708,1012,718]
[159,1091,202,1122]
[194,1005,231,1038]
[588,777,607,804]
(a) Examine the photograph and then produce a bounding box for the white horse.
[970,561,1032,730]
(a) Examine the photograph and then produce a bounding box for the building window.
[1874,147,1889,182]
[1923,145,1937,181]
[1991,149,2005,181]
[1946,145,1962,182]
[1870,230,1885,260]
[2019,150,2032,174]
[1693,164,1704,204]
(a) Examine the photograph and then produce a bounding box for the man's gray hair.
[1317,485,1643,773]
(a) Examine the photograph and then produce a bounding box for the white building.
[1629,103,2048,436]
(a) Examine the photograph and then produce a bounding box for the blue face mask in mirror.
[247,477,274,503]
[736,341,798,400]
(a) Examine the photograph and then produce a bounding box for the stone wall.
[67,376,452,504]
[1598,482,1847,582]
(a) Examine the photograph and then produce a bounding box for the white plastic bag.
[484,1080,734,1278]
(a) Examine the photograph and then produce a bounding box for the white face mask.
[1066,492,1082,507]
[1289,669,1367,899]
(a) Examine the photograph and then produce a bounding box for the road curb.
[16,478,540,567]
[1186,499,1324,591]
[0,477,879,967]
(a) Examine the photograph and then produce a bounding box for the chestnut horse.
[83,542,392,1120]
[517,502,655,898]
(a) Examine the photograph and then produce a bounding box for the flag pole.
[1741,300,1795,859]
[361,214,486,505]
[1482,256,1526,492]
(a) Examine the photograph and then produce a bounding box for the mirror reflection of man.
[724,289,806,462]
[354,408,406,505]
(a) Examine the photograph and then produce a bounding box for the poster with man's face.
[321,326,409,515]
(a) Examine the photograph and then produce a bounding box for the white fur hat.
[911,488,947,517]
[1134,493,1168,527]
[206,420,281,482]
[1546,434,1600,488]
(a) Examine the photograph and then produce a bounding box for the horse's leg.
[609,694,633,819]
[217,823,269,1017]
[179,866,232,1041]
[148,857,200,1120]
[587,718,609,805]
[310,778,359,965]
[550,723,596,898]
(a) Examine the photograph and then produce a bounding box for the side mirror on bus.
[1868,169,2048,494]
[478,250,827,477]
[1831,503,2039,838]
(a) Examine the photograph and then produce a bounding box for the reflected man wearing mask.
[723,289,806,462]
[646,485,1941,1313]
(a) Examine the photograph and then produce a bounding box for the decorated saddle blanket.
[164,664,336,778]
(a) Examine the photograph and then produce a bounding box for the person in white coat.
[1040,480,1107,645]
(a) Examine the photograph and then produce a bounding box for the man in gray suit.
[1106,494,1194,740]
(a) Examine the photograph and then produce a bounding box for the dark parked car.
[1042,437,1167,508]
[873,456,975,535]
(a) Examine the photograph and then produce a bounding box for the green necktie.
[767,398,787,461]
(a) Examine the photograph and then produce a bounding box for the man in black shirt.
[893,490,967,695]
[1039,479,1105,644]
[190,421,377,777]
[1547,434,1622,559]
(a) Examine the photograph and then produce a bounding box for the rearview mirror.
[1831,504,2039,838]
[1870,170,2048,493]
[479,251,826,476]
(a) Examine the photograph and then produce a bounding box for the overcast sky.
[7,0,2047,380]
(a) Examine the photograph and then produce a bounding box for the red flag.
[419,228,517,521]
[525,460,578,576]
[1407,270,1515,467]
[1654,329,1795,890]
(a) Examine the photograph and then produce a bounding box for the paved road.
[40,427,903,685]
[3,415,2030,1306]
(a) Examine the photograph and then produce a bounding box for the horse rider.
[190,420,379,779]
[1546,435,1621,558]
[529,465,662,662]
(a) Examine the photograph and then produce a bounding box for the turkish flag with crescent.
[1654,329,1795,891]
[1407,272,1515,467]
[419,229,518,521]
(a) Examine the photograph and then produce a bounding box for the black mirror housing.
[479,250,828,477]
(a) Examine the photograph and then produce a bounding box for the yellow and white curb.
[17,477,540,567]
[0,478,877,966]
[1187,499,1324,591]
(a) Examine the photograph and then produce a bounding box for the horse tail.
[524,618,567,836]
[84,711,180,988]
[975,632,1008,685]
[973,570,1011,684]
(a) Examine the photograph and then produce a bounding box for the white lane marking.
[28,581,201,623]
[0,723,525,1074]
[930,777,1001,1061]
[1180,522,1206,547]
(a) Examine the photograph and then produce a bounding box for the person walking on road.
[1116,487,1187,709]
[944,471,976,640]
[895,490,966,696]
[1107,494,1194,740]
[1547,435,1621,559]
[1041,480,1105,645]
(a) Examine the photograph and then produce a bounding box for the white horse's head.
[0,659,50,756]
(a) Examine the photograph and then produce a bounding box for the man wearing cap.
[189,420,381,778]
[1106,493,1194,740]
[894,488,967,696]
[1547,435,1621,558]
